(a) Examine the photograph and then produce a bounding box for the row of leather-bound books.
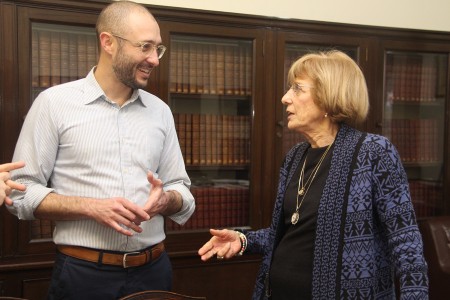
[169,40,253,96]
[31,29,254,97]
[385,54,442,102]
[384,119,441,163]
[31,219,54,240]
[173,113,251,166]
[31,181,251,237]
[31,29,98,88]
[31,181,250,237]
[165,182,250,231]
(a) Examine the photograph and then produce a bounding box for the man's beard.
[112,50,148,90]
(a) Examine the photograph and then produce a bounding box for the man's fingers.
[121,200,150,222]
[109,217,143,236]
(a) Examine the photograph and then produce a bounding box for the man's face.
[111,15,162,90]
[112,43,154,90]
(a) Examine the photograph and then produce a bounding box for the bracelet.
[235,231,247,256]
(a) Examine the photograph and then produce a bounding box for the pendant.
[298,188,305,196]
[291,211,300,225]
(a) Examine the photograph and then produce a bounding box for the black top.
[269,144,333,300]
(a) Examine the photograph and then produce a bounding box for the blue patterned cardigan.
[246,124,428,299]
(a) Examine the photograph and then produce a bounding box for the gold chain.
[291,142,333,225]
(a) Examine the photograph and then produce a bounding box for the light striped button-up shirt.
[9,69,195,251]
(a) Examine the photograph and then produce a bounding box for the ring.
[217,255,224,260]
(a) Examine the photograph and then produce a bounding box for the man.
[0,161,26,206]
[8,1,195,299]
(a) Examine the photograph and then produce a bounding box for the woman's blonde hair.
[287,50,369,125]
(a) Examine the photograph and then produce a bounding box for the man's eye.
[141,43,153,52]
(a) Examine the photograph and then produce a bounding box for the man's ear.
[99,32,114,55]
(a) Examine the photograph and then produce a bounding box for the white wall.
[135,0,450,32]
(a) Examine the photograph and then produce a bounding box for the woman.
[198,50,428,299]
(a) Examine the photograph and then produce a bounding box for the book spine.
[216,45,225,95]
[32,30,39,87]
[38,31,51,88]
[169,41,178,93]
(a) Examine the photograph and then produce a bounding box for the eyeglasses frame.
[289,82,314,95]
[110,33,167,59]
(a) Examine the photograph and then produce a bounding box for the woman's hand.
[198,229,242,261]
[0,161,26,206]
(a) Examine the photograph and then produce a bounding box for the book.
[50,31,61,86]
[199,114,206,164]
[245,46,252,95]
[176,41,183,93]
[209,44,217,94]
[222,115,229,165]
[77,34,88,78]
[189,43,197,93]
[211,114,218,164]
[68,33,78,81]
[31,30,39,87]
[191,114,200,165]
[233,116,241,164]
[216,44,225,95]
[182,42,189,93]
[38,30,51,87]
[233,46,240,95]
[185,114,193,165]
[205,114,213,164]
[86,34,97,72]
[60,32,70,83]
[202,44,210,94]
[196,44,204,94]
[216,114,223,165]
[224,45,234,95]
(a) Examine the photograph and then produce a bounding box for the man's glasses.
[111,33,167,59]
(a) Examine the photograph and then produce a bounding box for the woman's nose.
[281,90,292,105]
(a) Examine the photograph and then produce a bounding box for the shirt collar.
[82,68,146,107]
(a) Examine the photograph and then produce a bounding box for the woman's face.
[281,78,326,134]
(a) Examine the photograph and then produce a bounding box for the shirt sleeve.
[158,105,195,225]
[8,92,57,220]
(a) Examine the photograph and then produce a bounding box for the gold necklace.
[291,142,333,225]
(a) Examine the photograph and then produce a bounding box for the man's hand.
[143,171,182,218]
[87,197,151,236]
[35,193,151,237]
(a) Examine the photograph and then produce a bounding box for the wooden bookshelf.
[1,1,450,299]
[168,35,254,232]
[383,51,447,218]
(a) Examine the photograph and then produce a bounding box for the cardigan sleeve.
[369,136,429,298]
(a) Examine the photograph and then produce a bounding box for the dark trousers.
[47,249,172,300]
